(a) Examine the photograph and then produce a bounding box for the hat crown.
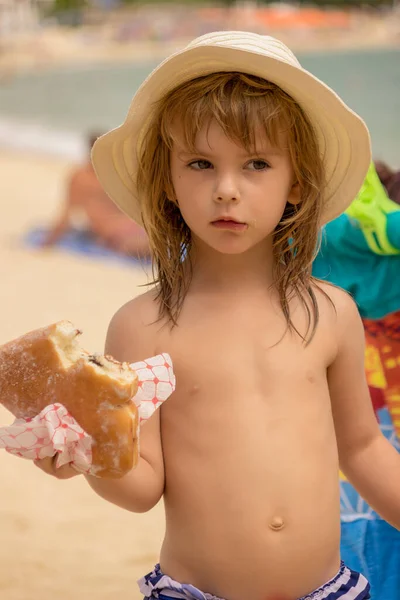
[185,30,301,69]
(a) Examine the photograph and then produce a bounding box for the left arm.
[328,291,400,529]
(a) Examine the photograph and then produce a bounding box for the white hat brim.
[92,40,371,226]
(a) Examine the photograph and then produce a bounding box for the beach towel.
[23,226,150,266]
[340,406,400,599]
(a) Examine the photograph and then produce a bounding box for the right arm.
[85,409,164,513]
[35,292,166,514]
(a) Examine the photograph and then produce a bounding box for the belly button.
[269,516,285,531]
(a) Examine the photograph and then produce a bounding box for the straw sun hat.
[91,31,371,226]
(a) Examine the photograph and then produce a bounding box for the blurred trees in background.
[45,0,396,24]
[46,0,87,25]
[116,0,394,5]
[52,0,87,10]
[49,0,396,7]
[298,0,394,5]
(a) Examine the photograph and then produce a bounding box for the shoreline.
[2,36,400,80]
[3,37,400,80]
[0,7,399,164]
[1,39,399,165]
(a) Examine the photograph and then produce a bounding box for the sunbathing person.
[41,133,151,259]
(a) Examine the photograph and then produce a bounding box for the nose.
[212,172,240,203]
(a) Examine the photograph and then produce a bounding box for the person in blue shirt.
[313,161,400,321]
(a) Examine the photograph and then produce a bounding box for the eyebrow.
[176,147,284,159]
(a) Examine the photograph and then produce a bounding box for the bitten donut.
[0,321,139,478]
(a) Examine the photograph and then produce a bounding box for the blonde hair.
[136,72,325,341]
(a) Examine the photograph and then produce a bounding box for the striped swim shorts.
[139,561,370,600]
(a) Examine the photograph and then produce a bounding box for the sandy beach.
[0,151,163,600]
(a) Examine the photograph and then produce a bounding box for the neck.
[189,237,275,295]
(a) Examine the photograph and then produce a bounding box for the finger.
[53,463,78,480]
[34,456,77,479]
[33,456,56,475]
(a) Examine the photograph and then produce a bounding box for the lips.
[211,218,247,232]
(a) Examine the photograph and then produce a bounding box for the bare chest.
[156,306,333,427]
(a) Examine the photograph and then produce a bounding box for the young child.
[34,32,400,600]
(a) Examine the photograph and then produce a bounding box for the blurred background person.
[375,159,400,206]
[41,132,151,259]
[313,160,400,422]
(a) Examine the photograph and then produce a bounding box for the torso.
[141,283,343,600]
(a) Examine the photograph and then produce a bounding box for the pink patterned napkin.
[0,353,175,475]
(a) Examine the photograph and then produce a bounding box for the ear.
[287,181,301,206]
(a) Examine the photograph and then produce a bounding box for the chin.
[210,241,254,255]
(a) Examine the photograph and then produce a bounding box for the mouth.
[211,218,248,232]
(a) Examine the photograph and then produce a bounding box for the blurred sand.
[0,150,164,600]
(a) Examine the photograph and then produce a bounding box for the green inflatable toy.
[345,162,400,256]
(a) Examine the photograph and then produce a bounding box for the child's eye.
[247,160,270,171]
[188,160,213,170]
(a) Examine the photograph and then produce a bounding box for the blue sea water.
[0,47,399,163]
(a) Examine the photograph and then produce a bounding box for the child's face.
[170,119,299,256]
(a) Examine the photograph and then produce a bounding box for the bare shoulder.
[68,165,84,187]
[311,279,362,332]
[67,167,86,202]
[105,288,160,363]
